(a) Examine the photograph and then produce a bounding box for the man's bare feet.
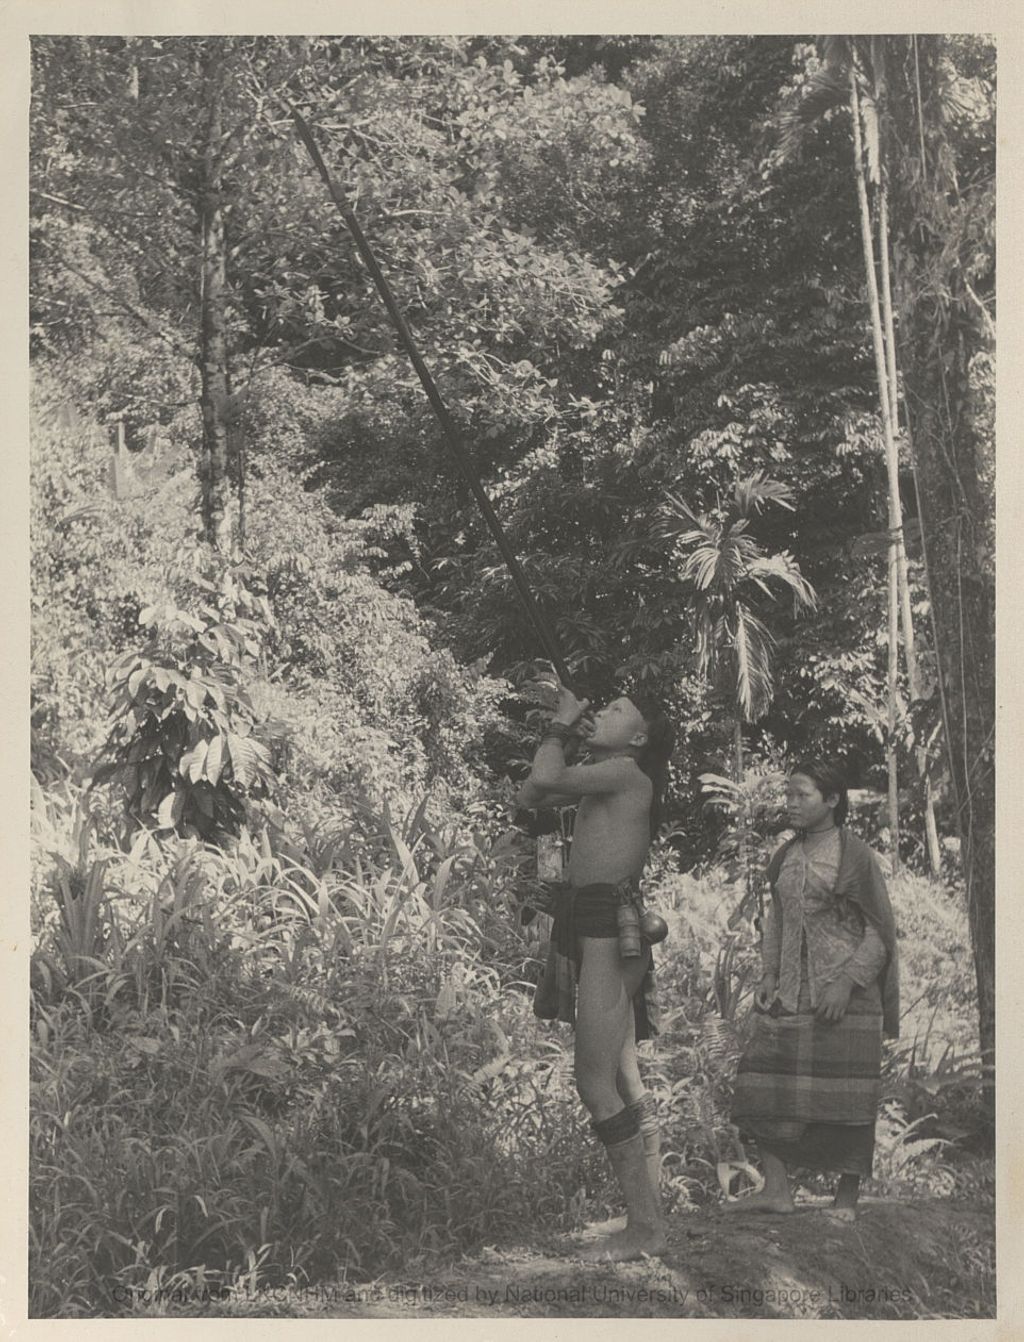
[576,1225,667,1262]
[722,1189,796,1214]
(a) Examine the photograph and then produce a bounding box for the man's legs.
[590,1032,661,1235]
[573,937,666,1261]
[618,1034,662,1204]
[615,1029,645,1105]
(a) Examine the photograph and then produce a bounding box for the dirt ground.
[195,1195,993,1322]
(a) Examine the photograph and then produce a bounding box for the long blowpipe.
[289,104,571,685]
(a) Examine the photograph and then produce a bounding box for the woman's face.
[785,772,837,831]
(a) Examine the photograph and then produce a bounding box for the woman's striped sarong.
[731,996,883,1176]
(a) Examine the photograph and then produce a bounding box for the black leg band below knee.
[628,1092,659,1136]
[591,1106,640,1148]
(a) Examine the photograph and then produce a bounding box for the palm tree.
[663,474,816,914]
[662,473,817,783]
[779,36,941,874]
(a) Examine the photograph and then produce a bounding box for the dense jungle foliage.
[29,34,994,1318]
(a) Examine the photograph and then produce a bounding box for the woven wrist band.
[542,723,576,744]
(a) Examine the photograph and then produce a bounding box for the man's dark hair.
[627,692,676,838]
[789,757,850,826]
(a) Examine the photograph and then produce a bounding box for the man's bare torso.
[567,763,653,887]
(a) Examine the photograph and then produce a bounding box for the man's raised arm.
[517,686,639,808]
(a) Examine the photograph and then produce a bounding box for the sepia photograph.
[24,20,997,1324]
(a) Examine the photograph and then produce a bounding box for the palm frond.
[660,492,722,554]
[732,472,795,516]
[731,605,775,721]
[662,489,705,530]
[715,531,759,592]
[680,541,726,592]
[776,66,849,162]
[723,524,763,567]
[818,35,854,73]
[746,553,819,612]
[666,523,716,551]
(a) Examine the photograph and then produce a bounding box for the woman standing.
[728,759,900,1221]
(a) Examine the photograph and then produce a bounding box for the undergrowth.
[30,788,989,1317]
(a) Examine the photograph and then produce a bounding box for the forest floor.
[187,1194,994,1322]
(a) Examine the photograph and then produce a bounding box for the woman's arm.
[761,900,782,979]
[841,921,887,986]
[754,903,781,1009]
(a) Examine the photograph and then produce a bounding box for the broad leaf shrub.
[31,773,986,1317]
[94,569,276,841]
[31,364,509,819]
[30,372,192,768]
[29,788,595,1316]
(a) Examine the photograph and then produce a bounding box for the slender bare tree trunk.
[732,716,755,915]
[886,539,901,875]
[198,46,233,553]
[887,35,994,1073]
[877,176,942,874]
[236,382,247,555]
[851,69,901,868]
[732,717,744,785]
[126,39,139,101]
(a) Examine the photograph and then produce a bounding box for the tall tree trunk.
[732,717,755,917]
[886,36,995,1070]
[886,537,901,875]
[236,379,247,555]
[877,176,942,874]
[125,37,139,101]
[732,717,744,785]
[851,68,904,870]
[198,47,232,553]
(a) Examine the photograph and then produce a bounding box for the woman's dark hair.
[627,692,676,838]
[789,757,849,826]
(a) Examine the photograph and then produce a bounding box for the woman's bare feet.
[577,1224,667,1262]
[829,1173,859,1221]
[585,1214,628,1236]
[722,1188,796,1214]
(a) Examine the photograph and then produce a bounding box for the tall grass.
[30,787,988,1317]
[29,784,597,1316]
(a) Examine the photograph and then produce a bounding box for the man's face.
[587,696,648,752]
